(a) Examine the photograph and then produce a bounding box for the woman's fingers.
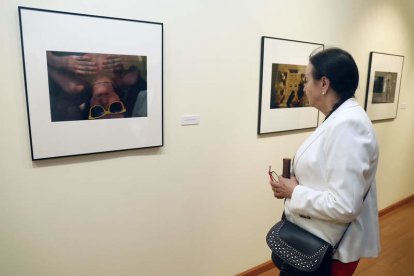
[270,180,284,198]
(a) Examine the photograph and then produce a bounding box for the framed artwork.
[365,52,404,121]
[258,37,322,134]
[18,7,163,160]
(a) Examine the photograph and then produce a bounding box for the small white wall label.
[181,115,200,125]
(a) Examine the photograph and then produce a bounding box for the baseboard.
[236,260,276,276]
[378,194,414,217]
[238,194,414,276]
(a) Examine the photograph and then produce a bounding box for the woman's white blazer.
[285,98,380,262]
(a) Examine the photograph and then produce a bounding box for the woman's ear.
[320,76,330,90]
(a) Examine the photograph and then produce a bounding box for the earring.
[321,90,326,95]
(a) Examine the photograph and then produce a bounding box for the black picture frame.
[258,37,323,134]
[364,51,404,121]
[18,7,163,160]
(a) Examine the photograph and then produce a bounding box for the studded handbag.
[266,186,372,275]
[266,157,372,275]
[266,218,333,275]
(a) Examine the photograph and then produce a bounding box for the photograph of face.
[46,51,148,122]
[372,71,397,104]
[270,63,309,109]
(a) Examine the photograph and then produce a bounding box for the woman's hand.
[47,52,97,75]
[101,55,123,72]
[269,176,298,199]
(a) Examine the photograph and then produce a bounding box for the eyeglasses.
[268,165,279,182]
[88,101,126,119]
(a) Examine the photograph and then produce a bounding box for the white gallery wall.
[1,0,413,275]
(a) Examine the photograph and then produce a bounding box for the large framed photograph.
[18,7,163,160]
[258,37,323,134]
[364,52,404,121]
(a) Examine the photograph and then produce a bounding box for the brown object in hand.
[282,158,291,178]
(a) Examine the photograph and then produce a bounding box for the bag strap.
[286,156,373,253]
[281,183,373,253]
[332,184,372,253]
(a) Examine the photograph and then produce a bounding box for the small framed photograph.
[258,37,323,134]
[18,7,163,160]
[364,52,404,121]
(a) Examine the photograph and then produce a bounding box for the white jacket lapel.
[293,98,359,173]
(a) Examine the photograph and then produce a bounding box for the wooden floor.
[258,200,414,276]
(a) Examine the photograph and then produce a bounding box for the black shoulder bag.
[266,189,371,276]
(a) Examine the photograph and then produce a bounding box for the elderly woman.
[270,48,380,276]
